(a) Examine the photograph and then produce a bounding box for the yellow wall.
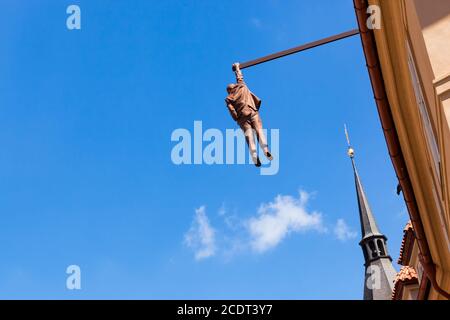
[368,0,450,299]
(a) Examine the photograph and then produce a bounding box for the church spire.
[345,127,382,240]
[345,125,397,300]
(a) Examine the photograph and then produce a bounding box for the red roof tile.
[392,266,419,300]
[398,221,414,265]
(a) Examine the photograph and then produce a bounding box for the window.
[406,41,441,183]
[368,241,378,258]
[377,239,386,256]
[363,245,369,261]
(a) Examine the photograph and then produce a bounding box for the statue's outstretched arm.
[232,63,244,84]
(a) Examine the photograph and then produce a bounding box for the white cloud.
[247,191,326,253]
[184,191,357,260]
[333,219,357,242]
[184,206,216,260]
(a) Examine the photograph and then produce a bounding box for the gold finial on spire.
[344,124,355,158]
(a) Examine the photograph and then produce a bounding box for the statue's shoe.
[265,151,273,161]
[252,155,262,167]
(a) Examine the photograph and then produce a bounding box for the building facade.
[353,0,450,299]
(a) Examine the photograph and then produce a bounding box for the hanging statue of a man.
[225,63,273,167]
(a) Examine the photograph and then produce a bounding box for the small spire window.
[368,241,378,258]
[377,239,386,256]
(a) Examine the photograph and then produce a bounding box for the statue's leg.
[239,118,261,167]
[251,113,269,153]
[239,119,257,154]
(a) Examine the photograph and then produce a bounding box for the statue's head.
[227,83,236,94]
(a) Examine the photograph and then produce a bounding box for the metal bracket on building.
[237,29,360,70]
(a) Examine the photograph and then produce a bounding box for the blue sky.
[0,0,408,299]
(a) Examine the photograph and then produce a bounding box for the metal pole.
[238,29,360,70]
